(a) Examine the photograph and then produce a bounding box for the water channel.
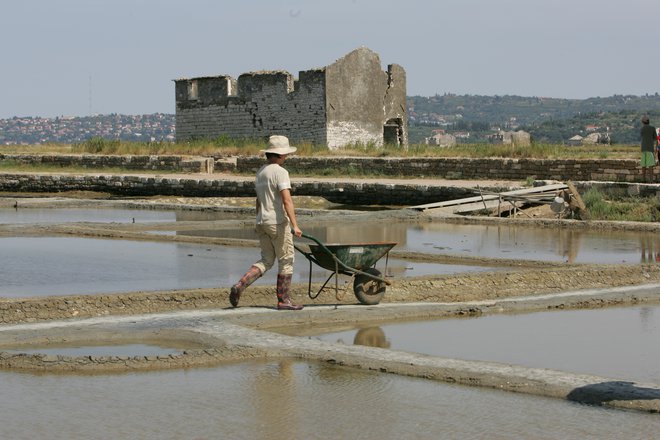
[312,305,660,384]
[3,206,660,265]
[1,360,658,440]
[0,237,486,297]
[1,206,659,436]
[172,222,660,264]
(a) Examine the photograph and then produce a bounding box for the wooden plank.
[429,200,517,215]
[412,194,499,210]
[412,183,568,211]
[566,181,586,211]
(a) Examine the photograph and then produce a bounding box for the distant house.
[488,132,504,144]
[506,130,531,147]
[488,130,531,147]
[567,135,583,146]
[425,133,456,147]
[583,132,611,145]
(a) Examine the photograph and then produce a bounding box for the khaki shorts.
[253,222,294,275]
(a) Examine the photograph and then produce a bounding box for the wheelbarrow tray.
[307,242,397,273]
[295,233,396,305]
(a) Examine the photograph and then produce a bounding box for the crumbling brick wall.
[174,48,408,149]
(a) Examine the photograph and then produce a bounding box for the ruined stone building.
[174,47,407,149]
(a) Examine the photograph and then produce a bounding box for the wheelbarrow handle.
[297,231,325,246]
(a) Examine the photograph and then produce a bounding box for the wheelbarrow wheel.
[353,268,386,305]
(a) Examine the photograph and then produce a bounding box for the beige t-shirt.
[255,163,291,225]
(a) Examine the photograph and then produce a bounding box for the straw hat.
[261,135,297,155]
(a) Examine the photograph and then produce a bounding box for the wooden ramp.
[411,183,569,215]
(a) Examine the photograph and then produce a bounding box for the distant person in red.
[640,116,657,182]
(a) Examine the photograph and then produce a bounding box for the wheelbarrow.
[294,232,396,305]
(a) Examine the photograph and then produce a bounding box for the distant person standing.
[657,127,660,164]
[640,116,657,182]
[229,135,304,310]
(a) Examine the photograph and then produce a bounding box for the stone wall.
[1,156,659,204]
[0,154,213,173]
[324,48,407,148]
[0,172,476,204]
[175,48,408,149]
[175,70,327,145]
[239,156,650,183]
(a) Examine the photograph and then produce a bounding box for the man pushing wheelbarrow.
[229,135,304,310]
[229,134,396,309]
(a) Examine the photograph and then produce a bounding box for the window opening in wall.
[188,81,198,100]
[384,118,403,146]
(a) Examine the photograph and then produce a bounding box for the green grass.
[582,187,660,222]
[1,139,641,159]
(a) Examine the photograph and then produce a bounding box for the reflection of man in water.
[639,235,660,263]
[353,327,390,348]
[558,230,581,263]
[251,361,300,440]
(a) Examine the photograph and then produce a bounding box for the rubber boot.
[230,266,262,307]
[276,274,303,310]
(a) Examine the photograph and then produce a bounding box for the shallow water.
[0,237,484,297]
[3,205,658,264]
[315,305,660,384]
[0,207,176,224]
[0,360,658,440]
[177,222,660,264]
[0,207,250,224]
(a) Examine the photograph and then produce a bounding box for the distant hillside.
[3,94,660,146]
[409,93,660,125]
[0,114,175,145]
[408,94,660,144]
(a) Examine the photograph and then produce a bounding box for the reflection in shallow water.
[0,237,491,298]
[353,327,391,348]
[0,237,265,297]
[316,305,660,384]
[0,360,658,440]
[178,222,660,264]
[2,205,659,265]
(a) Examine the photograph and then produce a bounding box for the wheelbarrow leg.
[306,258,314,299]
[312,271,336,299]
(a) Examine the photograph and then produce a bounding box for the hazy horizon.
[4,91,660,120]
[2,0,658,119]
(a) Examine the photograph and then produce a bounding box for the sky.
[1,0,659,119]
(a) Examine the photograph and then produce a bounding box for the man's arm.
[280,189,302,237]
